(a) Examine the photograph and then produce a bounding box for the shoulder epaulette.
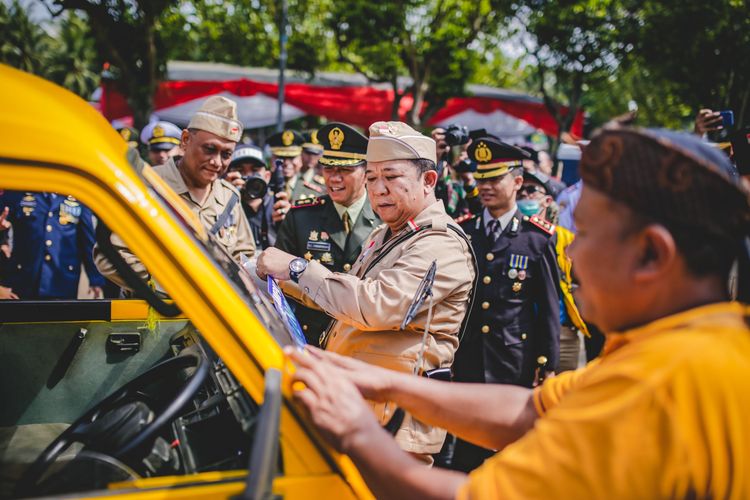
[453,212,473,224]
[292,197,325,209]
[303,181,324,193]
[525,214,556,235]
[313,174,326,185]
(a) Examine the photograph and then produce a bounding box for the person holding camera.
[273,123,380,345]
[267,129,326,203]
[431,126,482,218]
[225,143,291,250]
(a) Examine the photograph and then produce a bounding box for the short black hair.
[410,158,436,175]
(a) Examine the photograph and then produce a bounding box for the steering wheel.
[17,352,208,496]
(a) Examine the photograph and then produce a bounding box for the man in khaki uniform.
[257,121,476,461]
[95,96,255,291]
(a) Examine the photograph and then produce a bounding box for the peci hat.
[367,121,436,164]
[141,121,182,151]
[469,137,530,179]
[230,143,266,170]
[267,129,304,158]
[580,126,750,240]
[187,96,243,142]
[302,130,324,155]
[317,123,368,167]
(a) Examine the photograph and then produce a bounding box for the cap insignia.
[282,130,294,146]
[311,130,320,144]
[475,142,492,163]
[329,127,344,150]
[119,129,131,141]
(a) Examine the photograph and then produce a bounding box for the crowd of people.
[2,93,750,496]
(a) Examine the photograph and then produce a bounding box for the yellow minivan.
[0,64,371,499]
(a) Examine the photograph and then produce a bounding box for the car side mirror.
[235,368,282,500]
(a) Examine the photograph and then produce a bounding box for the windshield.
[131,152,297,349]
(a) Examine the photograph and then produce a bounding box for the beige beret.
[366,121,436,164]
[187,96,243,142]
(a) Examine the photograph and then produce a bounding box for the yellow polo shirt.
[458,302,750,499]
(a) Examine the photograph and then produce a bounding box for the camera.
[240,173,269,201]
[444,124,470,147]
[453,158,476,173]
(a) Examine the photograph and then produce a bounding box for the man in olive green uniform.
[257,121,476,463]
[275,123,380,345]
[267,130,326,202]
[95,96,255,292]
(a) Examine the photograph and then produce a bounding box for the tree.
[45,0,177,130]
[327,0,498,126]
[503,0,631,154]
[0,0,53,76]
[625,0,750,129]
[46,13,101,99]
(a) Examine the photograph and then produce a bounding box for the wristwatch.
[289,257,308,283]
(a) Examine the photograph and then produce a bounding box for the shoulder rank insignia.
[292,197,324,209]
[527,214,555,235]
[313,174,326,185]
[303,181,324,193]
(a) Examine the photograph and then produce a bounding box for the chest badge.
[320,252,333,264]
[309,230,319,241]
[512,282,523,293]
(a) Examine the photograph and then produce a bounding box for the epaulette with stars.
[292,196,325,209]
[524,214,556,235]
[303,181,324,193]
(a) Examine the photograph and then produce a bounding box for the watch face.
[290,258,307,273]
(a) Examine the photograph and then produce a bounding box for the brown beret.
[580,126,750,240]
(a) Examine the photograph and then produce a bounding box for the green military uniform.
[290,168,326,202]
[274,122,379,345]
[275,195,378,344]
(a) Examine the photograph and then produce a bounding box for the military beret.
[116,126,139,148]
[267,130,304,158]
[187,96,243,142]
[367,121,436,164]
[580,126,750,241]
[317,122,368,167]
[230,143,266,169]
[141,121,182,151]
[302,130,324,155]
[469,137,529,180]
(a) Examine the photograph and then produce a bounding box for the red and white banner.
[101,74,583,140]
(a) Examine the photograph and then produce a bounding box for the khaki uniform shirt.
[282,200,475,454]
[94,157,255,291]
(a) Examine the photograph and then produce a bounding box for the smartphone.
[719,110,734,128]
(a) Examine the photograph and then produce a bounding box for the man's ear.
[180,129,191,149]
[422,169,438,190]
[633,224,678,283]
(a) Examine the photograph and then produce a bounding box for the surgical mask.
[518,199,541,217]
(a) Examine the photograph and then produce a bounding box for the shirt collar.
[333,193,368,223]
[602,301,749,356]
[483,204,517,232]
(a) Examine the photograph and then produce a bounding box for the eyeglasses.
[519,185,546,196]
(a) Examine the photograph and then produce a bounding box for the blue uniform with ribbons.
[0,191,105,299]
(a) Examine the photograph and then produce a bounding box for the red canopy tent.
[100,62,583,141]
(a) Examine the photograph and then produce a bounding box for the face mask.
[518,199,541,217]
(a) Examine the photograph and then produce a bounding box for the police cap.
[469,138,530,180]
[141,121,182,151]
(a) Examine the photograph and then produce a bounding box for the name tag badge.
[307,241,331,252]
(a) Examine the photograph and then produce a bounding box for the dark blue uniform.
[243,192,278,250]
[0,191,104,299]
[455,210,561,386]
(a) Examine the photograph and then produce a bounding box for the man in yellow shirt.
[286,126,750,498]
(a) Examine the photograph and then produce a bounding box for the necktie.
[342,211,352,234]
[487,219,500,243]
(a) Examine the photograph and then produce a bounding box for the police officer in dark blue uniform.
[0,191,105,299]
[450,137,561,472]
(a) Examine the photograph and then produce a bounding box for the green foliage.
[0,2,99,99]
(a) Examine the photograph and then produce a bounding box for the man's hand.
[294,346,397,402]
[89,286,103,299]
[431,127,450,161]
[272,192,291,223]
[256,247,295,280]
[225,170,245,190]
[0,206,10,232]
[0,286,18,300]
[694,109,723,136]
[286,346,382,454]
